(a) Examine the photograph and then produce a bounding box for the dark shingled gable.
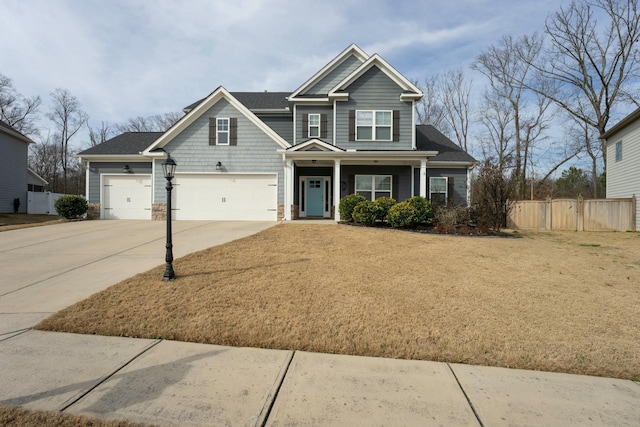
[416,125,477,163]
[184,92,291,112]
[78,132,163,155]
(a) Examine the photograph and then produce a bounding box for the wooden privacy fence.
[508,197,636,231]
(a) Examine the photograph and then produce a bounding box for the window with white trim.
[309,113,320,138]
[356,110,392,141]
[217,118,229,145]
[355,175,392,200]
[429,177,448,206]
[615,141,622,162]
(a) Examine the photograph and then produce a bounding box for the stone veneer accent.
[291,205,299,220]
[152,203,167,221]
[87,203,100,220]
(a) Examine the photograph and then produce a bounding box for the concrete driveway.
[0,220,275,335]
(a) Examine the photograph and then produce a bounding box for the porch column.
[284,159,293,220]
[420,159,427,198]
[334,159,341,221]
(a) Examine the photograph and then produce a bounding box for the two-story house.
[78,44,476,221]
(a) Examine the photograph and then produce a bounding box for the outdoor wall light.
[123,164,131,173]
[162,155,177,281]
[216,161,223,171]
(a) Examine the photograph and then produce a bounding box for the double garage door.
[172,174,278,221]
[103,173,278,221]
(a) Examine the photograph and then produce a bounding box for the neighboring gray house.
[0,120,34,213]
[601,108,640,227]
[78,44,477,221]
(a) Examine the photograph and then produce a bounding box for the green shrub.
[405,196,433,225]
[387,201,418,228]
[339,194,367,222]
[372,196,397,222]
[54,195,88,220]
[352,201,377,226]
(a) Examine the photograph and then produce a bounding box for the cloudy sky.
[2,0,566,149]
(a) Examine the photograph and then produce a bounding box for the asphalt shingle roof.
[78,132,163,155]
[184,92,291,112]
[0,119,33,143]
[416,125,477,163]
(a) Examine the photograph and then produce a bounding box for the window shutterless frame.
[429,177,448,206]
[615,141,622,162]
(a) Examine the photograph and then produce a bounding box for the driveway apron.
[0,220,274,335]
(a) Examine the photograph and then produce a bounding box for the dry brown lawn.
[37,223,640,380]
[0,213,62,231]
[0,405,152,426]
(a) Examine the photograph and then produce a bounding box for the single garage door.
[102,175,152,220]
[172,173,278,221]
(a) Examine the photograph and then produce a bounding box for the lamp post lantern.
[162,156,177,281]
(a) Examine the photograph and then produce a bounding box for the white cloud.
[0,0,571,147]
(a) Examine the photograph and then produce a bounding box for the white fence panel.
[27,191,66,215]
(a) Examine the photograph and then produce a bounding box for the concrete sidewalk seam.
[447,363,485,427]
[59,338,162,413]
[0,328,31,342]
[257,349,295,427]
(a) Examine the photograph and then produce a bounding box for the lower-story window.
[355,175,392,200]
[429,177,448,206]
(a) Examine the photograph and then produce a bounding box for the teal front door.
[306,178,324,217]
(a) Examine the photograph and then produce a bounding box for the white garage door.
[172,173,278,221]
[102,175,152,220]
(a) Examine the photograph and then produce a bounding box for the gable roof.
[145,86,291,155]
[329,54,422,101]
[286,139,345,152]
[0,120,34,144]
[601,107,640,140]
[416,125,477,163]
[288,44,369,100]
[184,91,291,113]
[78,132,163,156]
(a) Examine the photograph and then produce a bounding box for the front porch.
[281,140,438,221]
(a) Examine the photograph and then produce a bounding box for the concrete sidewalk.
[1,221,639,426]
[1,330,638,426]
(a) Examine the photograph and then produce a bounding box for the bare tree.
[0,72,41,136]
[439,68,473,152]
[47,88,88,193]
[519,0,640,168]
[473,34,554,199]
[477,91,515,173]
[88,121,114,147]
[116,112,182,133]
[414,76,450,135]
[29,132,61,192]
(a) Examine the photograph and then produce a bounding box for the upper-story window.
[309,114,320,138]
[217,118,230,145]
[209,117,237,146]
[615,141,622,162]
[356,110,392,141]
[349,110,398,142]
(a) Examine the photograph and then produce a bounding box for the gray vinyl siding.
[413,167,469,206]
[336,66,413,150]
[155,99,285,204]
[0,132,29,213]
[87,162,152,203]
[303,55,364,95]
[260,115,293,144]
[341,165,412,201]
[295,106,333,143]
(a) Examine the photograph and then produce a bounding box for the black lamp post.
[162,156,177,281]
